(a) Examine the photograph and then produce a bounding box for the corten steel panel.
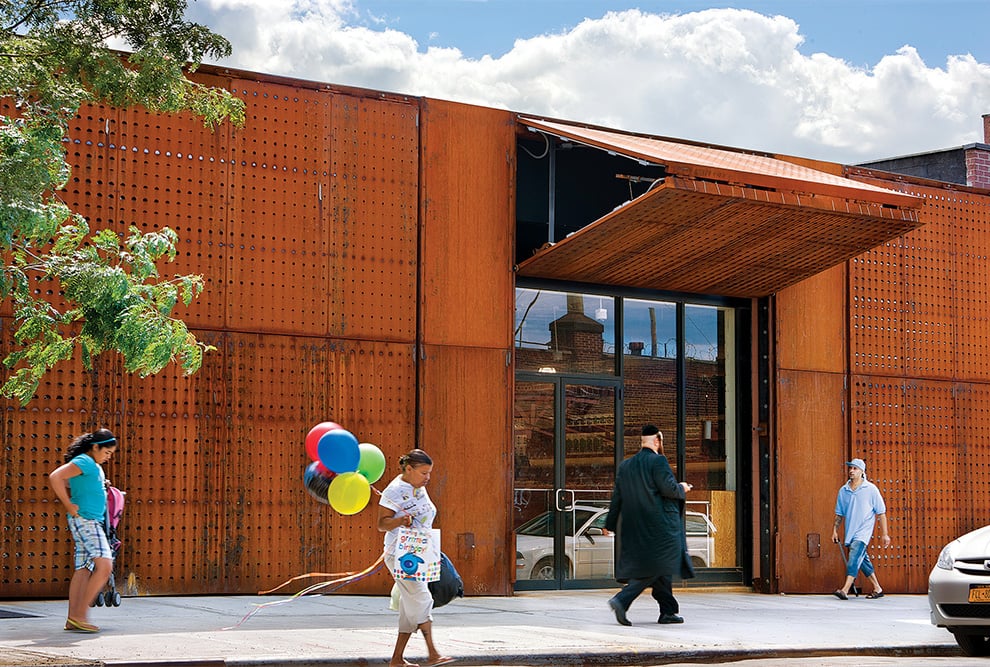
[850,376,958,593]
[115,331,229,595]
[850,172,990,382]
[419,99,515,348]
[955,383,990,533]
[419,344,513,595]
[226,334,417,596]
[108,74,233,327]
[516,177,923,298]
[0,100,120,320]
[519,117,922,208]
[776,264,846,373]
[0,321,125,597]
[328,94,419,342]
[848,241,907,377]
[226,80,332,336]
[774,370,846,593]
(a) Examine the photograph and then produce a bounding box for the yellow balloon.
[328,471,371,515]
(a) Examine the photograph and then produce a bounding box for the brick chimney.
[966,114,990,189]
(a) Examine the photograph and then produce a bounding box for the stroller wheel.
[110,591,121,607]
[103,591,115,607]
[94,594,104,607]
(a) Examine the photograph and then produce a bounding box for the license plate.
[968,586,990,603]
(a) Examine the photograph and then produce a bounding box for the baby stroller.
[92,485,125,608]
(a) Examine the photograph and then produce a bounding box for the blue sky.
[353,0,990,68]
[187,0,990,163]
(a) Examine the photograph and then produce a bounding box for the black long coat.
[604,447,695,581]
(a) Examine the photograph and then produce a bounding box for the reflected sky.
[515,289,721,361]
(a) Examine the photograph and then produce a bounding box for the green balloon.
[357,442,387,484]
[327,472,371,515]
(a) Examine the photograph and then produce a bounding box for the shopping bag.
[392,527,441,582]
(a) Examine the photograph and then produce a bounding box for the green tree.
[0,1,245,404]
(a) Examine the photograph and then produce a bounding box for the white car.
[515,505,716,581]
[929,525,990,656]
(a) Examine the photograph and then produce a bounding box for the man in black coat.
[605,424,694,625]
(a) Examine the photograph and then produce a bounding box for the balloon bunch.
[303,422,387,515]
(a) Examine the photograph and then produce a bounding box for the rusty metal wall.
[773,267,848,592]
[774,170,990,594]
[1,72,517,598]
[417,100,516,594]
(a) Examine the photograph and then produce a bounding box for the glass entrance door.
[514,379,617,590]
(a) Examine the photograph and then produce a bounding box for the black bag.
[428,552,463,608]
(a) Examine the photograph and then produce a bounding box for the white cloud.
[192,2,990,162]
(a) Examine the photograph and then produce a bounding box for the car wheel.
[954,632,990,657]
[531,557,555,580]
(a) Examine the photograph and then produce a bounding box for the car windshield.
[517,509,597,537]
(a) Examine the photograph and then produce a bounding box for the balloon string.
[223,554,385,630]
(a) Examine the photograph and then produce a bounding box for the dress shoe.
[608,598,631,626]
[657,613,684,624]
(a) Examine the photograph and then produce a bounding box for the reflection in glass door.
[514,379,617,589]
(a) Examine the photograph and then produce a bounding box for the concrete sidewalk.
[0,589,960,666]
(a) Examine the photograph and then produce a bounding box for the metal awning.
[515,117,924,297]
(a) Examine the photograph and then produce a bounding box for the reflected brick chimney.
[549,295,604,365]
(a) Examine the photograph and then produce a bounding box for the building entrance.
[513,287,747,590]
[513,378,619,589]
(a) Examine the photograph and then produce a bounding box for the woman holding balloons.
[377,449,455,667]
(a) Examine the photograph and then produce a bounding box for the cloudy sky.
[184,0,990,164]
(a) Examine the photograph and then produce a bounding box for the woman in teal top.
[49,429,119,633]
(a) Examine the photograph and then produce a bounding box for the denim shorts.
[845,539,875,578]
[67,515,113,570]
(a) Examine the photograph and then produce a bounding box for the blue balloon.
[317,428,360,473]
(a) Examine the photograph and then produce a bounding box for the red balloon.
[305,421,341,461]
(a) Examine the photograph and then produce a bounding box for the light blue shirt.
[835,478,886,546]
[68,454,107,520]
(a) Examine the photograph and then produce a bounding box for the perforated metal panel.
[226,80,331,335]
[329,94,419,341]
[111,73,233,326]
[846,173,990,593]
[773,169,990,594]
[1,75,428,597]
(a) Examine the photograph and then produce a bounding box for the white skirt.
[387,553,434,633]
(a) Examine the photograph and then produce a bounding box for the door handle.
[555,488,575,512]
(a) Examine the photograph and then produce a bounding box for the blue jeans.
[845,540,875,578]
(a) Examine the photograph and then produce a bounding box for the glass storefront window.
[685,304,737,569]
[515,288,616,375]
[622,298,677,460]
[515,287,740,576]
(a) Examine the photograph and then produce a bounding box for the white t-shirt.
[379,475,437,555]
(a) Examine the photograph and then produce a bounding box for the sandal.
[426,659,457,667]
[832,589,848,600]
[65,617,100,633]
[866,591,885,599]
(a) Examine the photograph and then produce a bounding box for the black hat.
[641,424,660,436]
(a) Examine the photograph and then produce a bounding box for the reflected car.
[515,505,716,581]
[929,525,990,656]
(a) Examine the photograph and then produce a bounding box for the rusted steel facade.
[1,73,515,597]
[3,63,989,599]
[773,170,990,593]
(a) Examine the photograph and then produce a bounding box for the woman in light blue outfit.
[49,429,119,633]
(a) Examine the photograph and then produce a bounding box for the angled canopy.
[515,118,924,298]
